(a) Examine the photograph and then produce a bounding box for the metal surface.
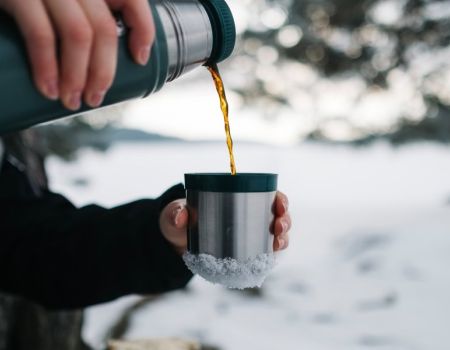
[187,190,276,261]
[156,0,213,81]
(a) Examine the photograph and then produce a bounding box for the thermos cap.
[200,0,236,63]
[185,173,278,193]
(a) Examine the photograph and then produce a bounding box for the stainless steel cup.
[185,173,278,261]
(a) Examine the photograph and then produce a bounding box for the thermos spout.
[156,0,236,81]
[157,0,213,81]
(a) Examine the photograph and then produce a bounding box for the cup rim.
[184,173,278,193]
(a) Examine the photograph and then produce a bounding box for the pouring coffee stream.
[207,63,237,175]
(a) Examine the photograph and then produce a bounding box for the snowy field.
[47,141,450,350]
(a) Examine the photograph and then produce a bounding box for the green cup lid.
[200,0,236,63]
[185,173,278,193]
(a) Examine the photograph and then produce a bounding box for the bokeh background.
[44,0,450,349]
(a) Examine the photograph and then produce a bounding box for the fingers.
[273,191,289,216]
[107,0,155,65]
[78,0,118,108]
[271,214,292,252]
[6,0,154,108]
[271,215,292,236]
[271,191,291,252]
[274,234,289,251]
[45,0,93,110]
[7,0,59,100]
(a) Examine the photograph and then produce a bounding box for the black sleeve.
[0,160,192,310]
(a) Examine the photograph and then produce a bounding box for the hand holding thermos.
[0,0,155,110]
[0,0,236,133]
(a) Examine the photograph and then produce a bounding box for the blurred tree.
[228,0,450,143]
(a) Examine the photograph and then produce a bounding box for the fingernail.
[281,219,288,233]
[64,91,81,111]
[88,90,106,108]
[173,207,182,226]
[44,79,59,100]
[138,45,151,65]
[278,238,285,249]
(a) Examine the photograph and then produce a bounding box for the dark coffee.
[207,63,237,175]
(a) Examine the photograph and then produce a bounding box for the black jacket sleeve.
[0,159,192,310]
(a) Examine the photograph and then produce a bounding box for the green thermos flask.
[0,0,236,135]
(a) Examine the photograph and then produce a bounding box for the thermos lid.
[185,173,278,193]
[200,0,236,63]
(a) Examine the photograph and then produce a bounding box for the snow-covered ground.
[47,141,450,350]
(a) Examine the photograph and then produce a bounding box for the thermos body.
[0,0,235,134]
[187,190,276,261]
[185,173,278,261]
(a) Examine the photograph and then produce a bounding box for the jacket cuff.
[138,183,193,294]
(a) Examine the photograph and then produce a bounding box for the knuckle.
[136,26,154,47]
[131,0,145,7]
[29,29,55,48]
[66,23,93,46]
[94,18,117,41]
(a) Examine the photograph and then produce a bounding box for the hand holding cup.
[160,191,292,255]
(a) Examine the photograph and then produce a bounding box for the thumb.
[160,199,188,254]
[172,204,189,230]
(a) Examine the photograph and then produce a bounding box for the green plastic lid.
[200,0,236,63]
[185,173,278,193]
